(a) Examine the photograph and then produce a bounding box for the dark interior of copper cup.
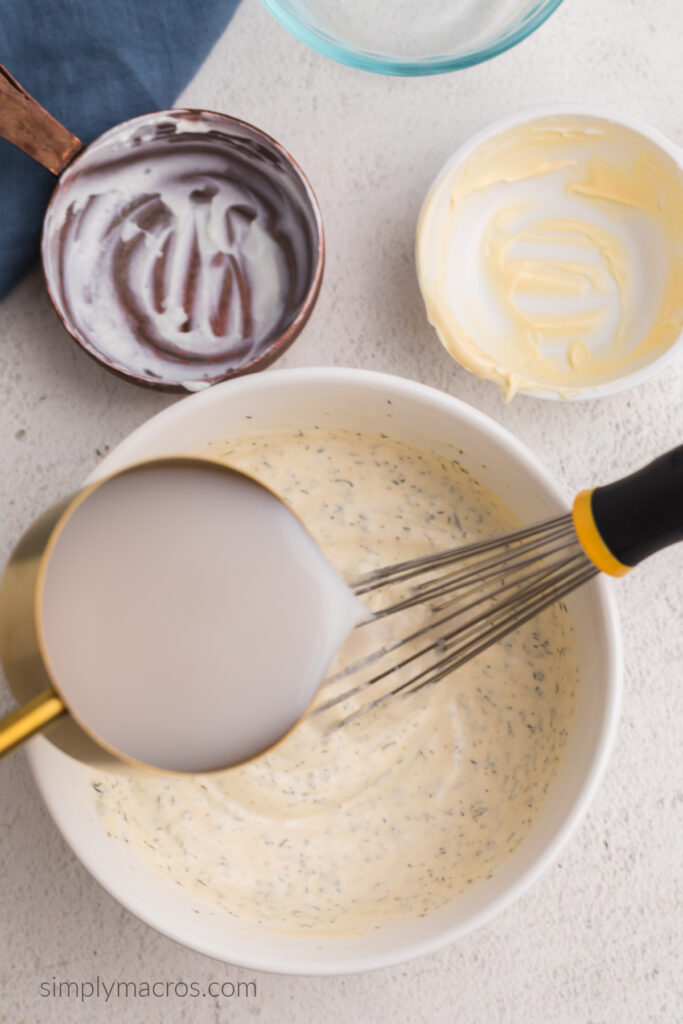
[41,110,324,390]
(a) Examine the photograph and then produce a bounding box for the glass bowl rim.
[260,0,565,76]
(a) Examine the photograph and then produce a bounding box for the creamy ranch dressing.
[93,428,577,934]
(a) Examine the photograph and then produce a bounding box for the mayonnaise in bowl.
[417,109,683,400]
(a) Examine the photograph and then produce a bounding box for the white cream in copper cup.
[417,106,683,400]
[25,369,621,974]
[0,65,324,392]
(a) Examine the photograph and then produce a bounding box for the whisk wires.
[313,514,597,731]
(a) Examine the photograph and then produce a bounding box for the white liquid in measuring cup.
[39,462,366,772]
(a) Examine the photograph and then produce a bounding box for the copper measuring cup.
[0,64,324,391]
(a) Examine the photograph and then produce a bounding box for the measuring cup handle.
[0,64,83,175]
[0,688,66,760]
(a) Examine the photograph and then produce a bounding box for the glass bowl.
[260,0,564,76]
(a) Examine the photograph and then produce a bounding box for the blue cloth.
[0,0,241,298]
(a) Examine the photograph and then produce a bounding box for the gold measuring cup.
[0,474,110,770]
[0,458,225,773]
[0,456,357,774]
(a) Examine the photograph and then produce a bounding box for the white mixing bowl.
[26,367,622,974]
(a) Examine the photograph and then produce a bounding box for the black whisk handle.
[573,445,683,576]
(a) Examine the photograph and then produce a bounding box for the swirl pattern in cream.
[42,113,320,388]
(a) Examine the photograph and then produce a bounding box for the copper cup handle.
[0,63,83,175]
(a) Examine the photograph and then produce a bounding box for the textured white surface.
[0,0,681,1020]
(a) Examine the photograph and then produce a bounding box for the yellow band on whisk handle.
[572,446,683,577]
[572,490,631,577]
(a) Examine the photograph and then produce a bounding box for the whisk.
[314,445,683,730]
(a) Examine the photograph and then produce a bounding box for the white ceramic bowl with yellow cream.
[25,368,621,973]
[417,107,683,400]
